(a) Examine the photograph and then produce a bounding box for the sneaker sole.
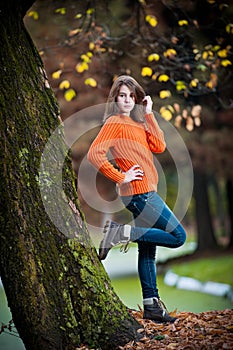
[98,221,114,260]
[143,316,177,323]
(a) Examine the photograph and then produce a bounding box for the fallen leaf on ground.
[123,308,233,350]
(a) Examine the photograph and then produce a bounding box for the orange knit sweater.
[87,113,166,196]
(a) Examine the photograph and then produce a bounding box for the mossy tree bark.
[0,2,140,349]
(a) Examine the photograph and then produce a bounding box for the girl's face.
[116,85,135,116]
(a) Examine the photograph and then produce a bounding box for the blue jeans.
[121,191,186,299]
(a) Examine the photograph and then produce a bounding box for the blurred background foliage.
[24,0,233,252]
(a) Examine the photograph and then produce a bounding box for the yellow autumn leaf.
[86,8,95,15]
[55,8,66,15]
[226,23,233,34]
[75,62,89,73]
[190,79,199,88]
[145,15,158,27]
[148,53,160,62]
[89,42,95,50]
[159,90,171,99]
[217,49,228,58]
[158,74,169,82]
[28,11,39,20]
[160,108,172,121]
[52,70,62,79]
[152,72,159,80]
[202,49,214,59]
[75,13,82,19]
[167,105,175,113]
[194,52,201,60]
[64,89,76,102]
[163,48,177,58]
[202,51,209,60]
[221,59,232,67]
[84,78,97,87]
[205,80,214,89]
[81,54,91,63]
[212,45,220,51]
[176,81,186,91]
[59,80,70,90]
[178,20,188,26]
[159,106,166,113]
[141,66,153,77]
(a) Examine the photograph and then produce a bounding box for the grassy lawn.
[111,274,233,314]
[171,254,233,287]
[111,253,233,313]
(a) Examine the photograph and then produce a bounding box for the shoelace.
[157,298,169,313]
[120,242,130,253]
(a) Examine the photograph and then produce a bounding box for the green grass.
[171,254,233,287]
[111,254,233,313]
[111,274,233,314]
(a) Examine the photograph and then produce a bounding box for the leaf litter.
[121,308,233,350]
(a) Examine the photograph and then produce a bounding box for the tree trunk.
[0,2,140,349]
[193,170,218,251]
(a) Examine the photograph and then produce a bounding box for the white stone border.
[164,270,233,302]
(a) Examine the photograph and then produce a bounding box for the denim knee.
[174,226,186,247]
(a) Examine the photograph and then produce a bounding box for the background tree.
[0,1,141,349]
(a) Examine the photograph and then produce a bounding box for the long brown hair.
[103,75,146,123]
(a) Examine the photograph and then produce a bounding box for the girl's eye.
[118,93,134,99]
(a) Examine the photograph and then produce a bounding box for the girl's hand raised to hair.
[143,95,153,114]
[122,164,144,184]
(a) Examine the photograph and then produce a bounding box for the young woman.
[87,75,186,323]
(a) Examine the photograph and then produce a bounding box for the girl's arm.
[87,117,125,184]
[142,95,166,154]
[144,112,166,153]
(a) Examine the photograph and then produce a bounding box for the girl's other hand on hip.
[122,164,144,183]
